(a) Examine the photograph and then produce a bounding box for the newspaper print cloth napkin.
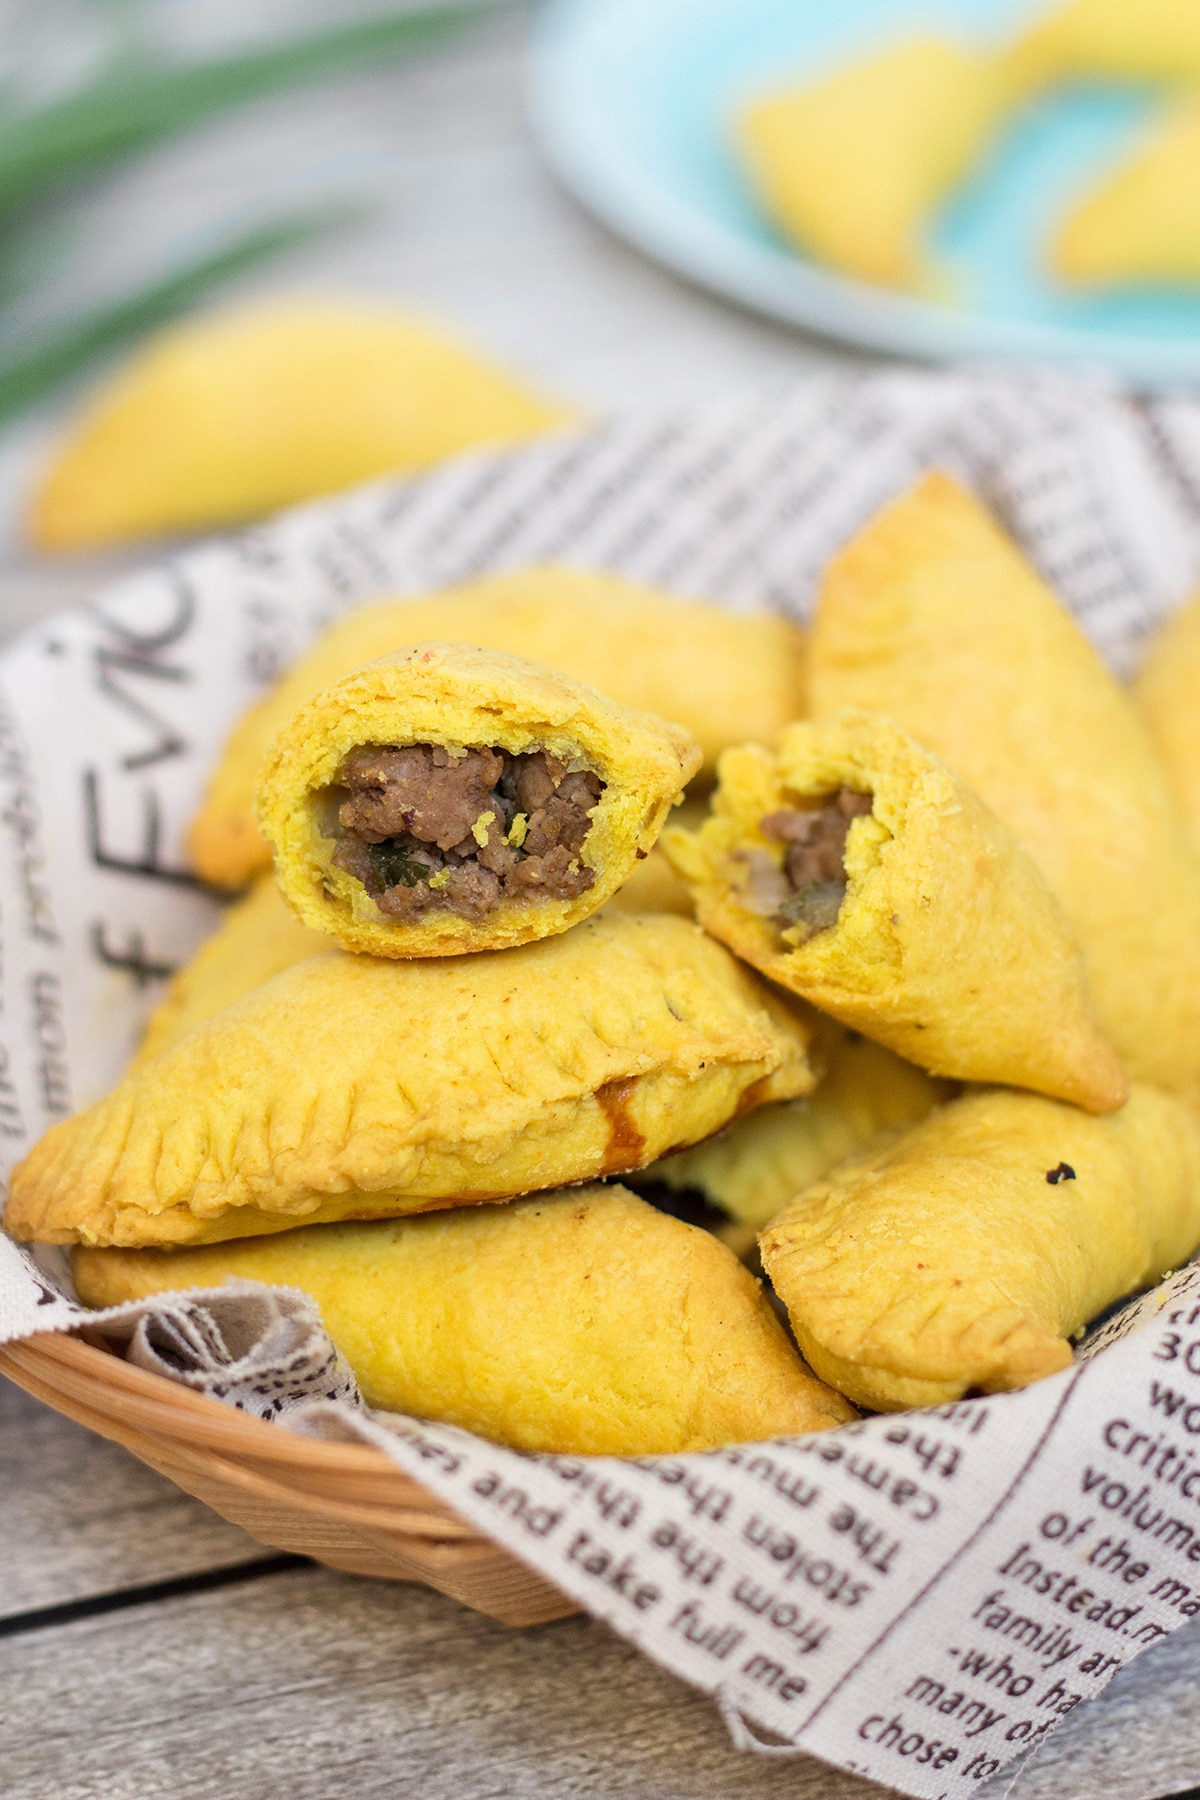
[3,367,1200,1798]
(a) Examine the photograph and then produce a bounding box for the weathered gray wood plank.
[3,1464,1200,1800]
[0,1375,261,1615]
[998,1618,1200,1800]
[0,1566,893,1800]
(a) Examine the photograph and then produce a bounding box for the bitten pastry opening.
[661,715,1129,1112]
[737,787,873,939]
[326,741,606,921]
[257,641,702,958]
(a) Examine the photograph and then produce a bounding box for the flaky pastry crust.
[761,1083,1200,1411]
[189,566,804,889]
[664,710,1128,1111]
[73,1185,855,1454]
[8,913,814,1248]
[256,641,701,958]
[811,473,1200,1104]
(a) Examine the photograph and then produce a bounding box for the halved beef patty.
[330,743,605,921]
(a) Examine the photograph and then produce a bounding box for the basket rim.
[0,1329,410,1476]
[0,1326,583,1619]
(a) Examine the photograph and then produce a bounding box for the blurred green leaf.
[0,212,77,310]
[0,202,360,423]
[0,4,495,225]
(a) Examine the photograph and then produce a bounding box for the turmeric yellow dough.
[72,1186,855,1454]
[605,793,707,919]
[810,474,1200,1102]
[132,875,325,1072]
[27,302,571,551]
[652,1022,954,1231]
[257,641,702,959]
[135,864,692,1077]
[761,1083,1200,1413]
[1051,102,1200,286]
[604,845,692,918]
[1134,594,1200,853]
[7,913,814,1249]
[1006,0,1200,87]
[663,712,1127,1111]
[736,40,1015,289]
[188,566,806,890]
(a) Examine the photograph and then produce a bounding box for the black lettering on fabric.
[83,769,202,889]
[89,923,177,985]
[94,646,189,772]
[30,969,69,1115]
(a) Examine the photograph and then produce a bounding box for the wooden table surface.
[4,10,1200,1798]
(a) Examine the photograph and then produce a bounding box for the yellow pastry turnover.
[735,39,1015,289]
[1050,101,1200,287]
[810,473,1200,1103]
[605,793,707,919]
[6,913,815,1249]
[138,846,694,1085]
[132,874,326,1072]
[28,302,571,550]
[256,641,701,958]
[1133,592,1200,854]
[188,566,806,891]
[663,711,1127,1111]
[1005,0,1200,88]
[761,1083,1200,1412]
[651,1020,954,1231]
[604,846,693,918]
[72,1186,855,1454]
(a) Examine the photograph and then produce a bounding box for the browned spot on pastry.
[596,1076,646,1172]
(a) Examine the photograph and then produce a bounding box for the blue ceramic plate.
[529,0,1200,386]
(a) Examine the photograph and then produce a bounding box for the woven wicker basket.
[0,1331,577,1626]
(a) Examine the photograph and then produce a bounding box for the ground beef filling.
[749,787,872,936]
[329,743,605,921]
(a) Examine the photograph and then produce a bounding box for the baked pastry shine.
[256,641,702,958]
[761,1083,1200,1412]
[188,566,805,891]
[810,473,1200,1103]
[651,1021,954,1230]
[663,711,1127,1111]
[71,1185,856,1454]
[7,913,815,1248]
